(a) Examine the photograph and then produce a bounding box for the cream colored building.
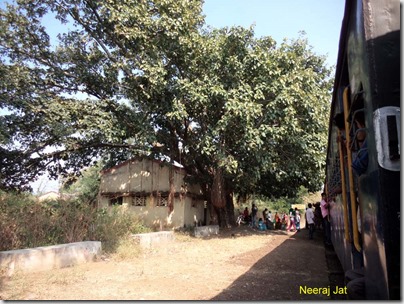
[38,191,61,202]
[98,158,208,229]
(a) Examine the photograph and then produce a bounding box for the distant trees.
[0,0,332,226]
[62,162,103,205]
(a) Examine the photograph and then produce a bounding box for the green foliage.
[0,0,331,203]
[169,28,332,201]
[0,0,204,190]
[233,188,317,215]
[62,162,103,205]
[91,206,150,252]
[0,191,149,252]
[268,198,291,214]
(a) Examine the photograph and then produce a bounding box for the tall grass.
[0,191,150,253]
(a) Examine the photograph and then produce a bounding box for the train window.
[328,155,342,197]
[374,106,401,171]
[348,90,366,152]
[351,109,366,151]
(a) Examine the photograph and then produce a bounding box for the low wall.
[0,241,101,276]
[194,225,219,237]
[132,231,175,248]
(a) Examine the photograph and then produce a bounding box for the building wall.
[98,159,205,229]
[99,159,202,195]
[98,195,205,229]
[183,199,206,227]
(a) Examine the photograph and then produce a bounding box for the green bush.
[90,206,150,253]
[0,191,149,252]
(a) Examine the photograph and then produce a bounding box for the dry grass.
[108,236,143,261]
[0,227,288,300]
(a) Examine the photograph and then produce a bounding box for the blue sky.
[202,0,345,67]
[0,0,345,67]
[1,0,346,67]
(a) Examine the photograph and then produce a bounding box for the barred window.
[131,195,147,206]
[328,156,342,196]
[156,194,168,207]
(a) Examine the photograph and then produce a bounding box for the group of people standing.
[237,204,274,230]
[236,204,302,233]
[305,193,331,245]
[236,193,332,246]
[237,193,331,246]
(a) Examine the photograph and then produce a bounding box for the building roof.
[100,157,186,176]
[38,191,60,202]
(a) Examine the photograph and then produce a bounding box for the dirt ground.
[0,225,345,301]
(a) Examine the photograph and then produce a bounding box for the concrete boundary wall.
[0,241,101,276]
[194,225,219,237]
[132,231,175,248]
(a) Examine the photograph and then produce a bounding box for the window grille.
[328,157,342,196]
[156,194,168,207]
[131,195,146,206]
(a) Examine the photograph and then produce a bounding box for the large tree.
[0,0,332,226]
[0,0,204,190]
[161,27,332,224]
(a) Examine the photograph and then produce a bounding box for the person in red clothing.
[274,212,281,229]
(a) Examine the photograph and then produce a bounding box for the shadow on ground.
[208,227,346,301]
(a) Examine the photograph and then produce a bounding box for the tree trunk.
[207,199,218,225]
[211,167,226,208]
[211,167,226,227]
[210,168,236,228]
[226,191,235,226]
[168,164,174,213]
[215,206,227,228]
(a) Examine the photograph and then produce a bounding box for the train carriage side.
[325,0,400,300]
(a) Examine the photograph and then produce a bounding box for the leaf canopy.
[0,0,332,198]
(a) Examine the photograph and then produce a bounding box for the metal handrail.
[337,129,350,242]
[343,87,361,252]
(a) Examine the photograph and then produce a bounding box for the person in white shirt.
[266,211,273,229]
[306,203,315,240]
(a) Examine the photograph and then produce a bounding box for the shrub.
[110,236,142,260]
[0,191,150,253]
[0,191,55,250]
[90,206,151,253]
